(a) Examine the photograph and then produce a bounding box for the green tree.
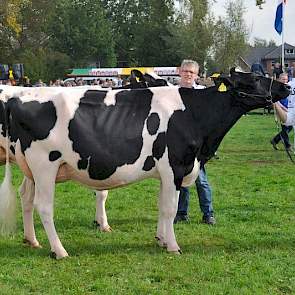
[101,0,177,66]
[172,0,214,70]
[0,0,56,62]
[19,48,71,83]
[210,0,249,73]
[49,0,116,67]
[253,37,277,48]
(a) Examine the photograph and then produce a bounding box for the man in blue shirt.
[174,59,215,225]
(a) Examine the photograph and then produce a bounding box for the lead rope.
[273,105,295,164]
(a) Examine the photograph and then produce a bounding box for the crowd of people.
[0,76,124,88]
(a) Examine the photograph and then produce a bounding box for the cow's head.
[130,70,169,87]
[215,68,290,109]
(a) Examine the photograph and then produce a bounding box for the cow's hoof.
[50,251,69,260]
[101,226,112,232]
[155,236,166,248]
[94,221,112,232]
[23,238,42,249]
[168,249,182,255]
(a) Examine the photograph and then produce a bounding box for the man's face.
[279,75,288,84]
[179,64,198,88]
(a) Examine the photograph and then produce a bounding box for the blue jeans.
[176,165,214,217]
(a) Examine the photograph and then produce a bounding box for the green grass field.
[0,113,295,294]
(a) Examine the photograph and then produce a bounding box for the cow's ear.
[214,76,234,92]
[230,67,237,75]
[131,69,145,82]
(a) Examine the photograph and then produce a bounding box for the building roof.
[242,42,295,67]
[264,43,295,59]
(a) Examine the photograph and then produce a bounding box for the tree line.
[0,0,250,82]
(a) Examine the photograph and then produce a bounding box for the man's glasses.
[182,70,197,74]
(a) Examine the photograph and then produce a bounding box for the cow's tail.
[0,101,17,236]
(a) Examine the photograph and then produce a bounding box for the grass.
[1,112,295,294]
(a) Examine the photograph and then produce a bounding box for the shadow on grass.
[53,216,156,232]
[182,236,295,255]
[1,229,295,259]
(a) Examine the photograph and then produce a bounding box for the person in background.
[251,60,265,76]
[273,71,295,129]
[270,73,293,151]
[287,62,295,82]
[273,62,283,79]
[174,59,216,225]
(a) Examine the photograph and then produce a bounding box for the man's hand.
[273,102,287,123]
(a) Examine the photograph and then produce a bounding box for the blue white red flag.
[274,0,286,35]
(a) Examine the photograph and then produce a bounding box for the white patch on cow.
[103,89,126,106]
[182,159,200,187]
[149,86,185,128]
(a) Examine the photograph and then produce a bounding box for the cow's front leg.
[94,190,112,232]
[19,177,41,248]
[157,180,180,254]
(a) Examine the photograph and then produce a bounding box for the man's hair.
[279,72,288,80]
[181,59,199,71]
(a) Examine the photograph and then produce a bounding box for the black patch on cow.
[143,156,155,171]
[152,132,166,160]
[68,89,153,180]
[166,87,239,189]
[0,100,7,137]
[49,150,62,162]
[78,158,88,170]
[10,145,15,155]
[7,97,57,153]
[146,112,160,135]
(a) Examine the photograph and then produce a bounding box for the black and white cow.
[0,73,171,238]
[0,70,290,259]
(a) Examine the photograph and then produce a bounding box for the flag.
[274,0,286,35]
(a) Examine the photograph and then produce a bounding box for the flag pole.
[281,0,285,71]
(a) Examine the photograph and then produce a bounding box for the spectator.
[270,73,292,151]
[273,70,295,131]
[287,62,295,82]
[76,78,84,86]
[273,62,283,79]
[117,76,123,87]
[251,60,265,76]
[174,59,216,225]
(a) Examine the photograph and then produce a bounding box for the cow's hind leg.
[28,156,68,259]
[94,190,112,232]
[156,182,166,247]
[19,177,41,248]
[156,179,180,254]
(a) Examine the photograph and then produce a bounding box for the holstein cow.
[0,70,290,259]
[0,73,170,238]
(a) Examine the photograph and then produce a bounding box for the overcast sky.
[211,0,295,46]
